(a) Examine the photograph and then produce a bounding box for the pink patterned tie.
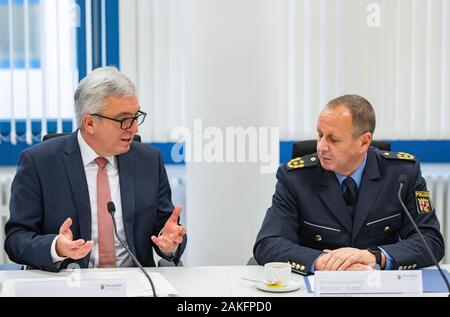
[95,157,116,268]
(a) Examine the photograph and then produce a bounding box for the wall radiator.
[0,174,13,264]
[1,168,448,264]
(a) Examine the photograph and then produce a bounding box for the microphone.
[397,175,450,296]
[107,201,157,297]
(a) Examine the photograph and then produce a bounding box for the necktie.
[95,157,116,268]
[343,177,358,206]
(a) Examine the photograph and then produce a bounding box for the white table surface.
[1,265,449,297]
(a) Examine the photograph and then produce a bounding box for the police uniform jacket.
[253,147,445,274]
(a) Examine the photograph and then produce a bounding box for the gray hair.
[74,67,137,129]
[326,94,376,137]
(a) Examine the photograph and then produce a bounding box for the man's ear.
[360,132,372,151]
[83,115,95,134]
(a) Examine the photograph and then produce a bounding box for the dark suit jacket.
[5,132,186,272]
[253,147,444,274]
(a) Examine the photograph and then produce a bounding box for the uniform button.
[412,264,417,269]
[300,265,306,271]
[315,234,323,242]
[408,265,412,270]
[295,264,301,270]
[398,266,403,270]
[291,262,296,269]
[384,226,390,233]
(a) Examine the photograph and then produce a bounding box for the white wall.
[180,0,283,266]
[120,0,450,142]
[284,0,450,140]
[116,0,450,266]
[119,0,184,142]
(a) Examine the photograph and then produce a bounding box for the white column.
[181,0,285,265]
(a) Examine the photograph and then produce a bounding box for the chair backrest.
[291,140,391,159]
[43,133,142,143]
[246,256,259,266]
[42,132,72,141]
[158,258,184,267]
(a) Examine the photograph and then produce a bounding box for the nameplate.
[6,277,127,297]
[315,271,423,297]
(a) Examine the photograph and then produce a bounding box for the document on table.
[69,270,179,297]
[124,270,179,297]
[0,270,178,297]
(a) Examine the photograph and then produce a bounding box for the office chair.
[246,256,259,266]
[43,133,142,143]
[291,140,391,159]
[158,259,184,267]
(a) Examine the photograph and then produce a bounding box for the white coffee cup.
[264,262,291,286]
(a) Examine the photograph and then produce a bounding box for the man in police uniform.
[253,95,444,274]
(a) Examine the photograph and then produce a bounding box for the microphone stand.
[398,181,450,297]
[107,202,157,297]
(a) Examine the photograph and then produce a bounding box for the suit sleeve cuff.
[51,235,69,264]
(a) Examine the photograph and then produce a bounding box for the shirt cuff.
[378,247,395,270]
[310,254,325,274]
[51,235,69,264]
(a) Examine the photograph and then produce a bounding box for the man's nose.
[317,138,328,153]
[129,119,139,133]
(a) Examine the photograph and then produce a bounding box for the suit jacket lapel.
[117,150,137,256]
[318,168,353,233]
[351,148,383,241]
[63,132,91,268]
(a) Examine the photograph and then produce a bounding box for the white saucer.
[256,280,302,293]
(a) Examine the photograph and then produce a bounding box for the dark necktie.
[343,177,358,206]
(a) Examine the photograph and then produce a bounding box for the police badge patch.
[415,191,433,214]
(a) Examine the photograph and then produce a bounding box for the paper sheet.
[78,270,179,297]
[0,270,178,297]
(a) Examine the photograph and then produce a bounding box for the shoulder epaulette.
[286,153,319,171]
[381,151,416,162]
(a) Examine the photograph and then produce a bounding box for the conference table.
[0,265,448,297]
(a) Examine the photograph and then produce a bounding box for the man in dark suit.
[5,67,186,272]
[254,95,444,274]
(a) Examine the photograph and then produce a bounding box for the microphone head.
[107,201,116,214]
[398,174,408,184]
